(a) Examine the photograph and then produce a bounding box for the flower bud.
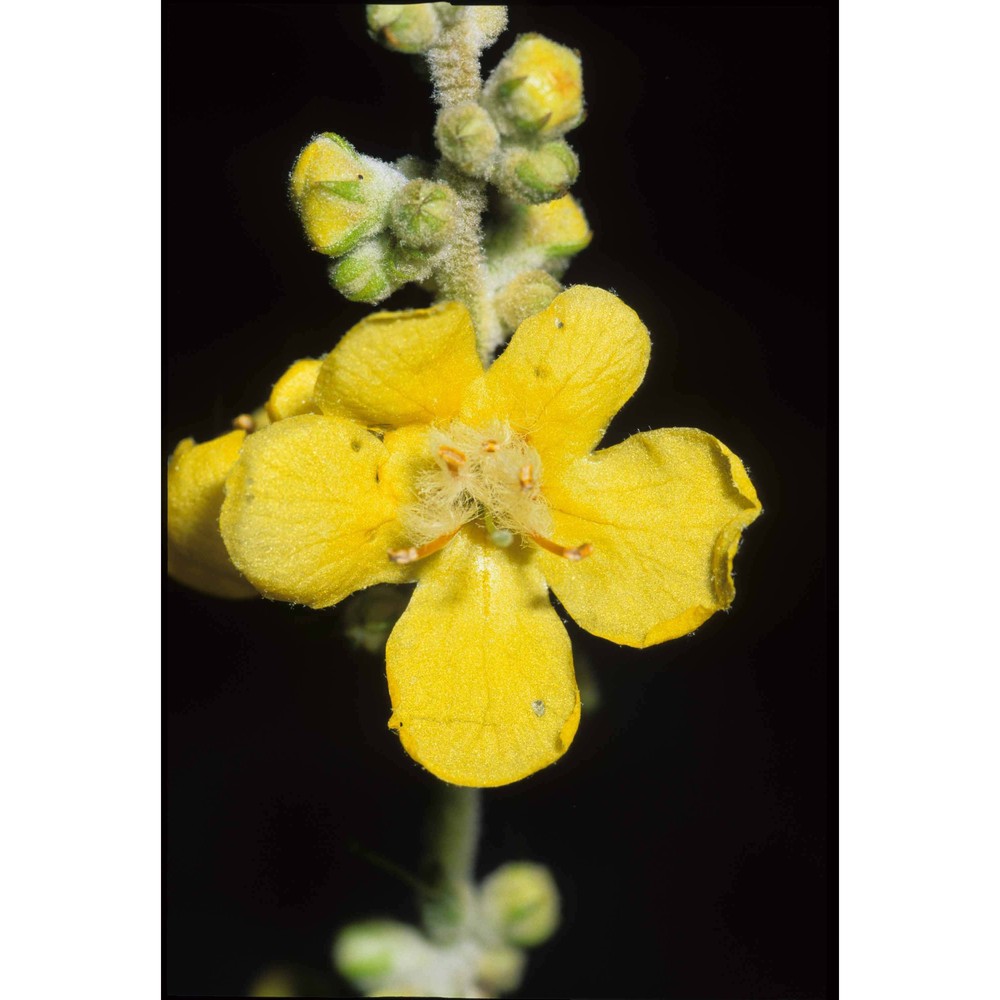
[332,920,431,993]
[366,4,442,53]
[497,141,579,205]
[479,862,560,948]
[475,945,526,994]
[388,179,459,250]
[266,358,322,423]
[328,235,395,304]
[434,103,500,178]
[494,270,562,332]
[290,133,405,256]
[483,34,584,138]
[517,194,592,258]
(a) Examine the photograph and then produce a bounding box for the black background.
[166,5,831,997]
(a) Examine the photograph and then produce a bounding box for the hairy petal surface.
[314,302,483,426]
[386,530,580,787]
[541,428,762,647]
[167,431,258,598]
[461,286,650,471]
[220,415,413,608]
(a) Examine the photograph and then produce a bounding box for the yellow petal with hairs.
[386,530,580,787]
[540,428,762,647]
[166,431,258,599]
[219,415,412,608]
[314,302,483,427]
[266,357,322,422]
[461,286,649,472]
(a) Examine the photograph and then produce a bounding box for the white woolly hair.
[400,420,553,546]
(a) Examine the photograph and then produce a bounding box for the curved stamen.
[388,528,460,565]
[529,532,593,561]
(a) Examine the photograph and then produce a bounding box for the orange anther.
[232,413,256,432]
[388,528,460,565]
[519,464,535,492]
[439,445,466,474]
[482,439,499,453]
[529,533,593,561]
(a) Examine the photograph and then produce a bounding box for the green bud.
[494,270,562,332]
[329,235,394,303]
[497,141,579,205]
[479,862,560,948]
[290,133,406,256]
[420,879,477,944]
[475,945,527,994]
[367,4,442,53]
[388,179,459,250]
[434,103,500,178]
[483,33,584,138]
[332,920,430,993]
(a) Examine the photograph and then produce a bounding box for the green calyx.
[497,140,579,205]
[389,179,459,250]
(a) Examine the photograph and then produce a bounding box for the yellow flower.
[193,286,760,787]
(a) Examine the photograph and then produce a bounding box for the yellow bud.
[518,194,592,257]
[483,33,584,138]
[478,862,560,948]
[367,4,442,53]
[290,133,405,256]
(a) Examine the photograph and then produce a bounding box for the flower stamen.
[519,463,536,493]
[529,532,593,561]
[438,444,466,474]
[388,528,460,565]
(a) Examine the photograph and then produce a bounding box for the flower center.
[388,420,592,565]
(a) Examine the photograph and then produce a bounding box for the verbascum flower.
[205,286,761,787]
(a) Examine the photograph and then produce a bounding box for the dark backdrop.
[166,5,832,997]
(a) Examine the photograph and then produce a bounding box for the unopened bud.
[329,235,395,304]
[497,141,579,205]
[434,103,500,178]
[367,4,442,53]
[518,194,592,258]
[389,179,458,250]
[290,133,405,256]
[479,862,560,948]
[495,270,562,332]
[475,945,526,994]
[332,920,431,993]
[483,34,584,138]
[465,6,508,49]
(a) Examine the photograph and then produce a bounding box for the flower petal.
[386,530,580,787]
[266,357,322,422]
[166,431,258,599]
[540,428,762,647]
[461,286,649,469]
[219,414,413,608]
[313,302,483,426]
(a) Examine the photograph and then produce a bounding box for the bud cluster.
[434,32,585,206]
[290,133,464,304]
[333,861,561,997]
[291,7,593,354]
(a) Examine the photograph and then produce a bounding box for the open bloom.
[171,286,761,787]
